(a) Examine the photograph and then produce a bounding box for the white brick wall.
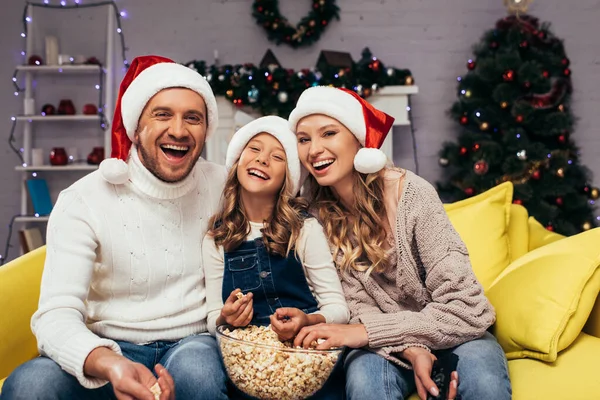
[0,0,598,262]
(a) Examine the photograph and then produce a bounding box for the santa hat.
[288,86,395,174]
[225,116,302,195]
[99,55,218,184]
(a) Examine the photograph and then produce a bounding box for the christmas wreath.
[252,0,340,48]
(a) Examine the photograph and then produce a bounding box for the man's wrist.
[306,313,326,326]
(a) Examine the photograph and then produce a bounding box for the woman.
[203,116,349,399]
[287,86,512,400]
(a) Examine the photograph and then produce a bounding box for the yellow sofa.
[1,204,600,399]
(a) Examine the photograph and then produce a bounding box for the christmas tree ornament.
[277,91,288,103]
[532,170,541,180]
[480,122,489,131]
[556,197,564,206]
[439,157,449,166]
[218,75,225,81]
[502,70,515,82]
[459,147,468,155]
[513,199,523,205]
[523,81,531,89]
[500,101,508,109]
[386,68,394,77]
[297,71,305,78]
[460,116,468,125]
[467,60,476,70]
[564,68,571,76]
[371,83,379,91]
[558,104,565,112]
[206,74,213,82]
[405,76,414,85]
[465,90,472,98]
[583,185,591,194]
[558,134,567,144]
[583,222,592,231]
[473,160,489,175]
[591,188,600,200]
[490,41,499,49]
[546,224,554,232]
[465,187,474,196]
[542,70,549,78]
[503,0,533,14]
[226,89,233,97]
[472,143,481,152]
[516,115,524,123]
[247,87,259,103]
[519,40,529,48]
[517,150,527,160]
[561,58,570,66]
[556,168,565,178]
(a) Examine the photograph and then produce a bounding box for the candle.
[214,49,219,61]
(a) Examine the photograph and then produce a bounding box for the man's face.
[134,88,208,183]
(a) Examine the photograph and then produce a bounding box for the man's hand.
[216,289,253,327]
[293,323,369,349]
[401,347,459,400]
[84,347,175,400]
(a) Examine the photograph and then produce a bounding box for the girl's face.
[237,132,287,197]
[296,114,361,188]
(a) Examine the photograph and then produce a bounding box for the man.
[2,55,228,400]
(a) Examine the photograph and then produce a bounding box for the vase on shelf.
[87,147,105,165]
[57,99,76,115]
[50,147,68,166]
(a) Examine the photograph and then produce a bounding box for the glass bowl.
[216,325,343,400]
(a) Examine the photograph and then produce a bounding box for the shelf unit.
[12,4,117,237]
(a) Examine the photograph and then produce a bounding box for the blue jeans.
[344,332,512,400]
[1,334,228,400]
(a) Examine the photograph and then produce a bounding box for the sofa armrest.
[0,247,46,380]
[584,295,600,338]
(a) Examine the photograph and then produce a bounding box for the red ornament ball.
[556,197,564,206]
[460,116,468,125]
[513,199,523,205]
[561,58,570,66]
[490,41,499,49]
[459,147,468,156]
[519,40,528,49]
[472,143,481,152]
[473,160,489,175]
[465,187,474,196]
[538,31,546,39]
[532,170,541,180]
[516,115,524,123]
[558,134,567,144]
[546,224,554,232]
[542,70,550,78]
[502,70,515,82]
[467,60,476,70]
[564,68,571,76]
[523,81,532,89]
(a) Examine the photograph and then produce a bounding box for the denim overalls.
[222,232,319,326]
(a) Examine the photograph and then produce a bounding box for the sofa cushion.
[507,333,600,400]
[444,182,513,290]
[487,228,600,361]
[507,204,529,262]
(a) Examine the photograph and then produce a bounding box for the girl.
[203,116,349,398]
[287,87,512,400]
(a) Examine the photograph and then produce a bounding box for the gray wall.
[1,0,599,262]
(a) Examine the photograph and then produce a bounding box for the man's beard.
[137,142,201,183]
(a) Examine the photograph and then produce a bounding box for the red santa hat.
[99,55,218,184]
[226,116,302,195]
[288,86,395,174]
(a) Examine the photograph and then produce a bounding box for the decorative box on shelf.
[204,85,419,165]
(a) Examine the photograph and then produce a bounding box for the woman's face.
[296,114,361,188]
[236,132,287,197]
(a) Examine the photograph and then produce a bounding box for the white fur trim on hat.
[288,86,366,145]
[121,62,218,141]
[99,158,129,185]
[354,147,388,174]
[226,116,302,195]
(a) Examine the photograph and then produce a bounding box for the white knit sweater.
[31,147,227,389]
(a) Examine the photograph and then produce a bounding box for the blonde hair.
[305,169,390,275]
[208,161,308,257]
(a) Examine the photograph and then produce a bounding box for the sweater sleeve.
[202,233,225,335]
[298,219,350,324]
[359,180,496,352]
[30,189,122,389]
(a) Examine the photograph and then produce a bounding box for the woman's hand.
[270,308,310,341]
[293,323,369,350]
[401,347,459,400]
[217,289,253,327]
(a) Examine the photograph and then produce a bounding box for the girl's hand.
[270,308,309,341]
[293,323,369,349]
[401,347,459,400]
[217,289,253,327]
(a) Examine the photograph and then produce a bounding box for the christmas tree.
[437,13,598,236]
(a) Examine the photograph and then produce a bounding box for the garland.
[185,48,414,118]
[252,0,340,48]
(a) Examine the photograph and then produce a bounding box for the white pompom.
[353,148,388,174]
[99,158,129,185]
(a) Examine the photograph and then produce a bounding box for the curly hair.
[305,169,391,275]
[208,161,308,257]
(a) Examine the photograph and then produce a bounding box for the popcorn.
[218,325,340,400]
[236,292,245,300]
[150,382,161,400]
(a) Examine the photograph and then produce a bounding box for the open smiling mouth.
[248,168,270,180]
[160,144,190,160]
[312,159,335,171]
